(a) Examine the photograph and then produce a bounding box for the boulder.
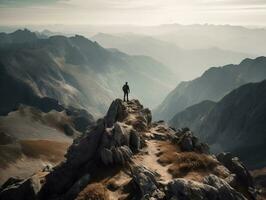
[167,175,247,200]
[39,119,105,198]
[63,124,74,136]
[105,99,127,128]
[141,108,152,126]
[167,178,218,200]
[204,174,247,200]
[0,177,23,191]
[100,148,114,165]
[113,122,129,146]
[0,176,42,200]
[111,146,133,165]
[216,153,254,188]
[64,174,90,200]
[129,129,140,152]
[179,133,194,151]
[131,166,165,199]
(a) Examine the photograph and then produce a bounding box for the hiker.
[122,82,130,102]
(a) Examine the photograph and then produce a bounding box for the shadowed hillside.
[155,56,266,121]
[169,80,266,169]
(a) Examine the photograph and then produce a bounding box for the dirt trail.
[133,140,172,183]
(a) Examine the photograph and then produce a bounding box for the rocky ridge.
[0,99,256,200]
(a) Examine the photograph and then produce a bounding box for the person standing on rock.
[122,82,130,102]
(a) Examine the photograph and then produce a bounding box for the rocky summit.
[0,99,256,200]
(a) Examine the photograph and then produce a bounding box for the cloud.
[0,0,266,26]
[0,0,68,7]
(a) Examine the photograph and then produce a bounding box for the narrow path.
[132,140,172,183]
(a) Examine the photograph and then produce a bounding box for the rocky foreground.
[0,99,257,200]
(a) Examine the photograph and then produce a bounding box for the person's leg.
[126,92,129,101]
[123,92,126,101]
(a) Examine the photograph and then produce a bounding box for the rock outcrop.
[0,99,256,200]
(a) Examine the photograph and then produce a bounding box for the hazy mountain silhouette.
[169,100,216,133]
[0,29,38,44]
[169,80,266,169]
[92,33,253,80]
[154,56,266,121]
[0,30,176,117]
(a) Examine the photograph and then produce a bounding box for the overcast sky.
[0,0,266,26]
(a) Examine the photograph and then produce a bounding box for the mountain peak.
[9,29,38,43]
[0,99,255,200]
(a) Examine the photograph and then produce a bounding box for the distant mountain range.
[92,33,253,80]
[2,24,266,55]
[169,80,266,169]
[169,100,216,133]
[0,29,176,117]
[154,56,266,121]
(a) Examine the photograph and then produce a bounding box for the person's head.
[125,82,128,85]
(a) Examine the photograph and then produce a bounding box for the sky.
[0,0,266,26]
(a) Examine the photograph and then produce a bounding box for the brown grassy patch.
[167,152,219,178]
[156,141,180,166]
[20,140,70,163]
[75,183,110,200]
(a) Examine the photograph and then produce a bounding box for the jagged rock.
[42,164,53,172]
[120,145,133,160]
[132,120,147,132]
[179,133,194,151]
[64,174,90,200]
[66,119,105,164]
[141,108,152,126]
[131,166,165,199]
[113,122,130,146]
[167,175,247,200]
[111,146,133,165]
[204,174,247,200]
[105,99,127,128]
[0,175,42,200]
[167,178,218,200]
[216,153,254,188]
[0,177,23,191]
[39,120,105,198]
[175,130,209,153]
[100,148,114,165]
[63,124,75,136]
[129,129,140,152]
[224,174,238,188]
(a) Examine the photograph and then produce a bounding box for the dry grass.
[156,141,180,166]
[167,152,219,178]
[20,140,70,163]
[155,141,222,180]
[75,183,110,200]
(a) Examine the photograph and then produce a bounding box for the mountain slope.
[0,29,38,45]
[169,80,266,169]
[198,80,266,169]
[92,33,252,80]
[154,56,266,121]
[0,30,176,117]
[169,100,216,132]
